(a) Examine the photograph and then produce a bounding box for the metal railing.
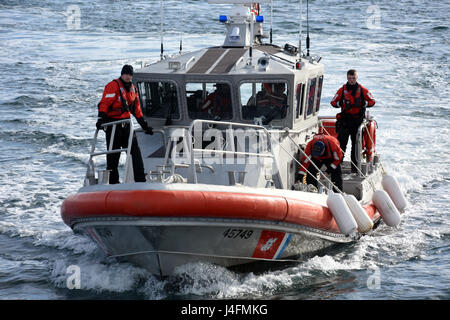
[318,117,376,176]
[185,119,284,188]
[354,119,377,175]
[85,119,134,185]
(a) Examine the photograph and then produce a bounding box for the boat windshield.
[240,81,289,121]
[137,81,180,120]
[186,82,233,120]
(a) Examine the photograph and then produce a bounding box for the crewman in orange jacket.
[330,69,375,172]
[96,65,153,184]
[200,83,232,119]
[253,83,288,124]
[297,134,343,192]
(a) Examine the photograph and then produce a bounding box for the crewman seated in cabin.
[296,134,344,192]
[249,83,287,108]
[200,83,232,119]
[247,83,288,123]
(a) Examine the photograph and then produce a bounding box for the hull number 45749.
[223,228,253,239]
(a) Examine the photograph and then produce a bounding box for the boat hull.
[62,185,380,277]
[73,218,355,277]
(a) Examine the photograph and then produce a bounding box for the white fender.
[382,174,408,212]
[327,192,358,235]
[344,194,374,233]
[372,190,401,227]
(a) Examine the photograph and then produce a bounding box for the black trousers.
[337,118,363,173]
[105,123,146,184]
[306,159,343,192]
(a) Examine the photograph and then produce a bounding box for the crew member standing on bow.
[330,69,375,173]
[297,134,343,192]
[96,65,153,184]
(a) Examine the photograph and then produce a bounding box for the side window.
[315,75,323,113]
[240,81,289,121]
[306,78,317,117]
[137,81,180,119]
[295,82,306,119]
[186,82,233,120]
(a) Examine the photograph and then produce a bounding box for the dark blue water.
[0,0,449,299]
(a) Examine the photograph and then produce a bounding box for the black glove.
[96,112,107,130]
[137,117,153,135]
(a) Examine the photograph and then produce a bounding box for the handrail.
[186,119,283,188]
[318,117,373,176]
[185,56,196,70]
[355,119,373,175]
[85,119,134,185]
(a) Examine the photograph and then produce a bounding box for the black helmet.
[311,141,325,157]
[121,64,134,76]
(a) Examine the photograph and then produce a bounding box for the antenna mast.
[160,0,164,60]
[179,0,183,54]
[306,0,310,56]
[270,0,273,44]
[298,0,302,58]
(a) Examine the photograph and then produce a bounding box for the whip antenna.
[179,0,183,54]
[160,0,164,60]
[306,0,310,56]
[270,0,273,44]
[298,0,302,58]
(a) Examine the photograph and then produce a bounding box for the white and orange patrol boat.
[61,0,407,277]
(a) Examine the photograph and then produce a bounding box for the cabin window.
[315,75,323,113]
[295,82,306,119]
[240,81,289,121]
[185,82,233,120]
[137,81,180,120]
[306,78,317,117]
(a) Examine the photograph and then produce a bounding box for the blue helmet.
[311,141,325,157]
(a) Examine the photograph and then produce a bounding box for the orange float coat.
[298,135,343,175]
[98,78,143,119]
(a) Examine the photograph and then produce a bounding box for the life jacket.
[98,78,143,119]
[339,83,366,119]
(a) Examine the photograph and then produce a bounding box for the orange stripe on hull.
[61,190,378,234]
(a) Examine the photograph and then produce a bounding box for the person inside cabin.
[296,134,343,192]
[246,83,287,123]
[253,83,287,108]
[200,83,232,119]
[96,64,154,184]
[330,69,376,173]
[261,83,288,122]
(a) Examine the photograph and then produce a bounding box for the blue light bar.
[256,15,264,23]
[219,15,227,22]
